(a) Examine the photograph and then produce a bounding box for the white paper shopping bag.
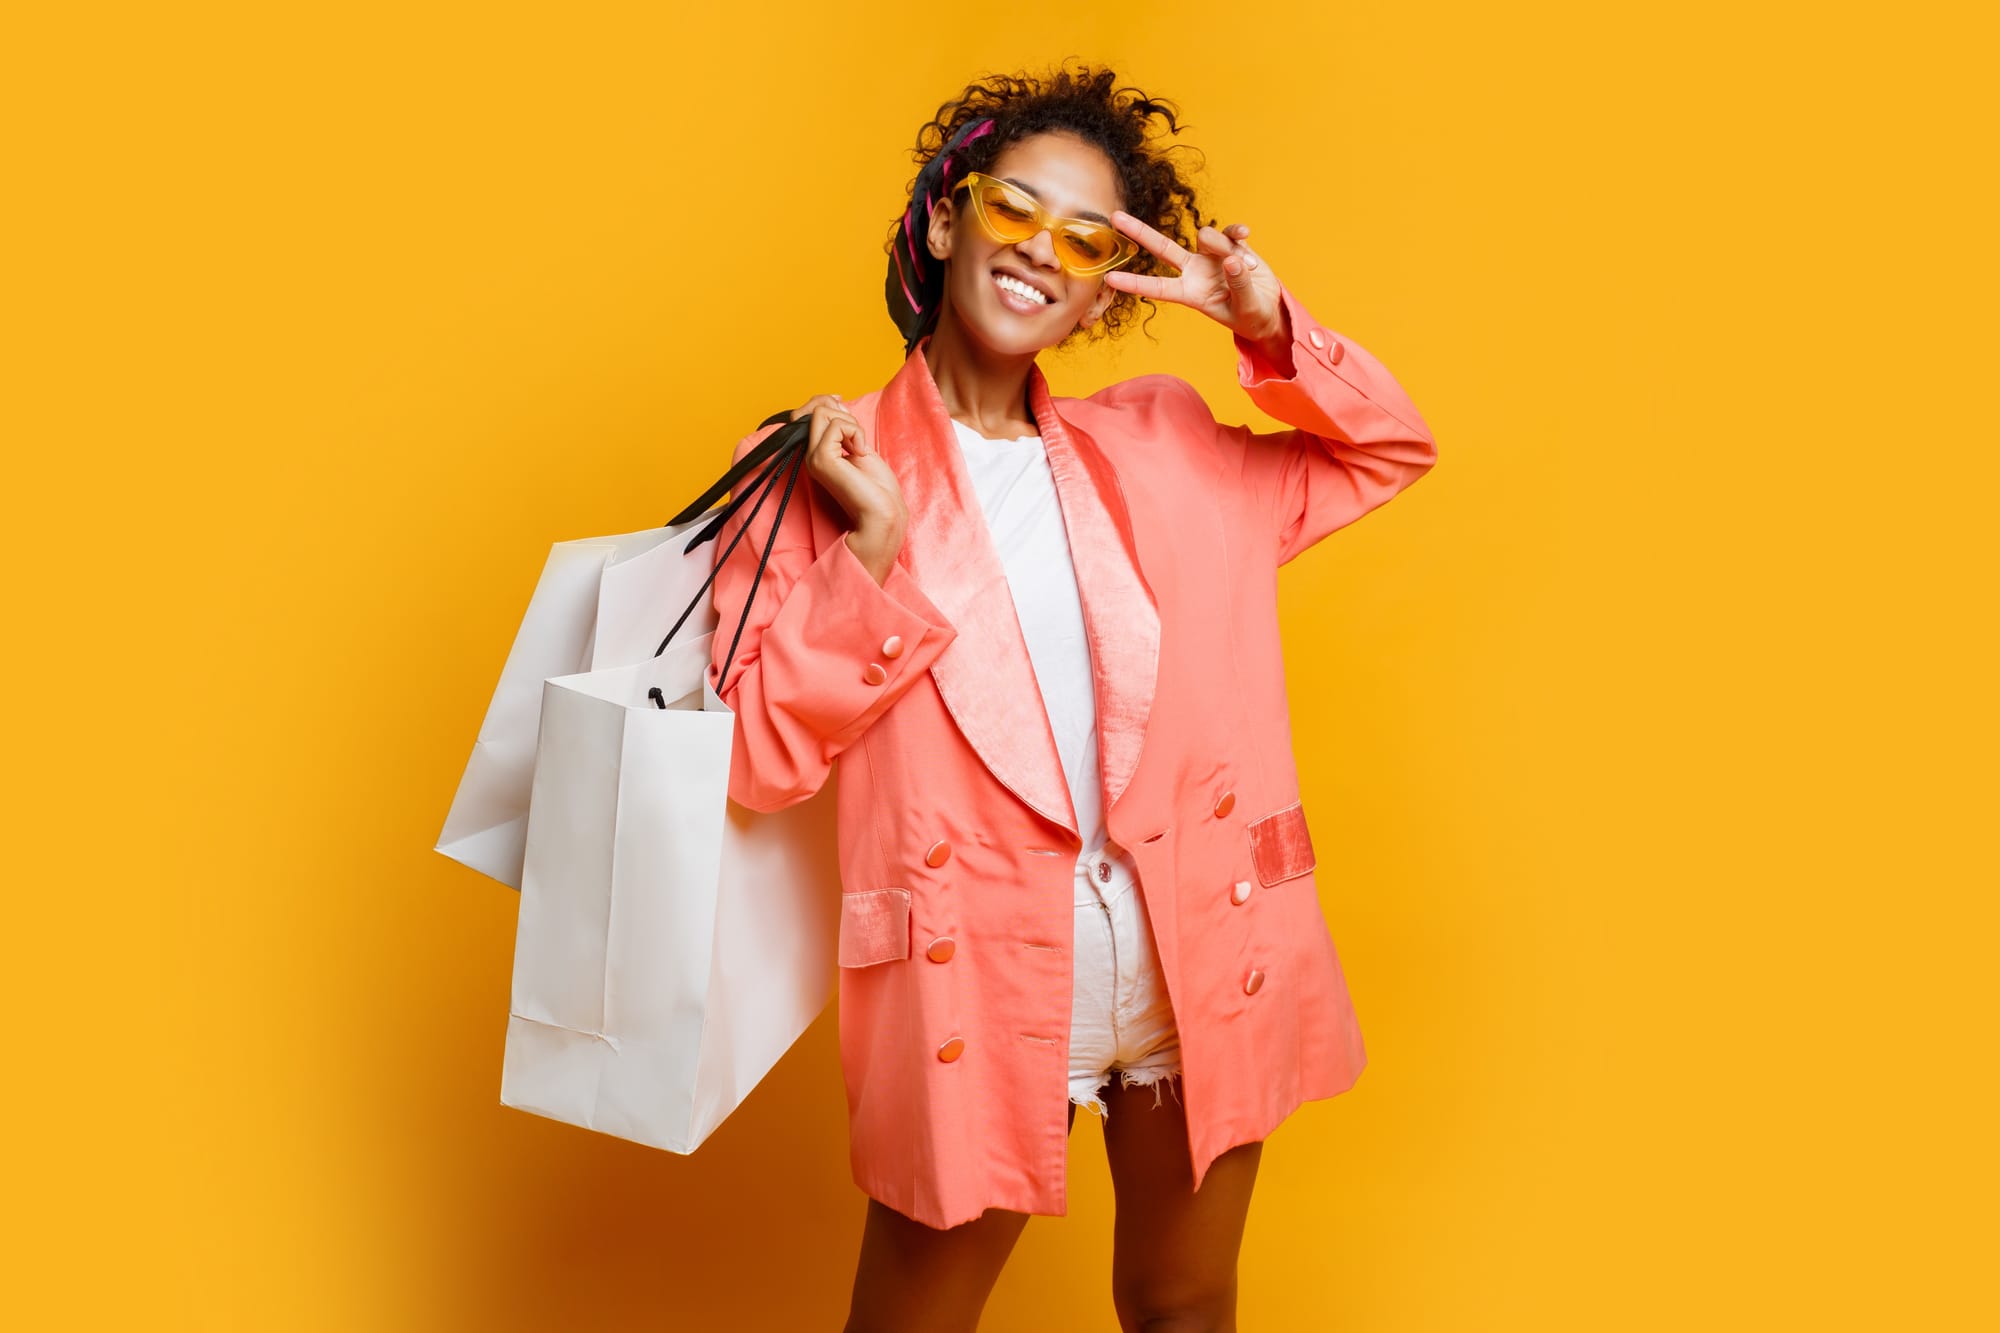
[499,630,841,1152]
[435,523,720,889]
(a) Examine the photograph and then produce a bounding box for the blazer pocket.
[1247,802,1317,887]
[838,888,912,967]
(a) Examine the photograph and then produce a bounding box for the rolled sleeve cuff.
[1230,280,1435,444]
[813,535,957,742]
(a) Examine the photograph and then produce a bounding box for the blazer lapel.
[875,338,1160,841]
[1029,360,1160,820]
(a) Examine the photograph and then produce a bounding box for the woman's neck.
[922,310,1040,439]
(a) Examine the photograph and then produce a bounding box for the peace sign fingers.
[1099,208,1286,342]
[1100,211,1203,304]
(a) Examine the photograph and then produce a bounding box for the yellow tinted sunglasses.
[951,172,1141,278]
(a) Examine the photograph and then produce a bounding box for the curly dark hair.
[888,58,1212,351]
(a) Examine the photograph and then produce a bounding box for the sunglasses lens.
[1056,226,1123,272]
[974,182,1039,238]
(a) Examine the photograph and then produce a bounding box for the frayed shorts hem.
[1069,1065,1184,1120]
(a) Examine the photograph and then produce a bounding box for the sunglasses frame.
[950,171,1141,278]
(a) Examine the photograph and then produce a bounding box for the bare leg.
[843,1102,1081,1333]
[1101,1076,1263,1333]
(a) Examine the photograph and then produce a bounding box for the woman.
[706,63,1437,1332]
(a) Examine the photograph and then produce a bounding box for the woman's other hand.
[791,394,906,586]
[1099,216,1287,355]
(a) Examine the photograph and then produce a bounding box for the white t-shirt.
[948,416,1110,868]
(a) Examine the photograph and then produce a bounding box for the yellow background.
[8,2,1992,1328]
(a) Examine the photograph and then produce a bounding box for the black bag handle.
[666,408,806,535]
[646,411,814,708]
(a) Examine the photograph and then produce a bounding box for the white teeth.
[994,273,1050,305]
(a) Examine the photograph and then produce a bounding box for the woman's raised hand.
[790,394,906,585]
[1100,215,1286,348]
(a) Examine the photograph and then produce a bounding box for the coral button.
[881,634,905,659]
[1231,880,1253,906]
[1307,328,1326,349]
[1213,791,1236,818]
[862,662,888,685]
[937,1036,966,1062]
[1244,969,1265,995]
[926,936,956,963]
[1328,341,1344,365]
[925,840,953,867]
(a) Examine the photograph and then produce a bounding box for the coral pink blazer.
[707,281,1437,1229]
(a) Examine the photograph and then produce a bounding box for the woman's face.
[926,130,1124,355]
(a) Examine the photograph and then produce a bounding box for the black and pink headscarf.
[885,115,997,354]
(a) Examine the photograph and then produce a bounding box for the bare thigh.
[844,1102,1080,1333]
[1102,1078,1263,1333]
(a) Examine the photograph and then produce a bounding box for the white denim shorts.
[1069,838,1183,1120]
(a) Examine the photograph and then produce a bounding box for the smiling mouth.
[992,271,1052,307]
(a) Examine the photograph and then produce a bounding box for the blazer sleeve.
[704,419,959,811]
[1178,279,1438,566]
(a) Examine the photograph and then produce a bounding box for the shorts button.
[925,840,953,868]
[926,936,956,963]
[1244,968,1265,995]
[937,1036,966,1062]
[862,662,888,685]
[1213,791,1236,818]
[881,634,905,658]
[1230,880,1253,905]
